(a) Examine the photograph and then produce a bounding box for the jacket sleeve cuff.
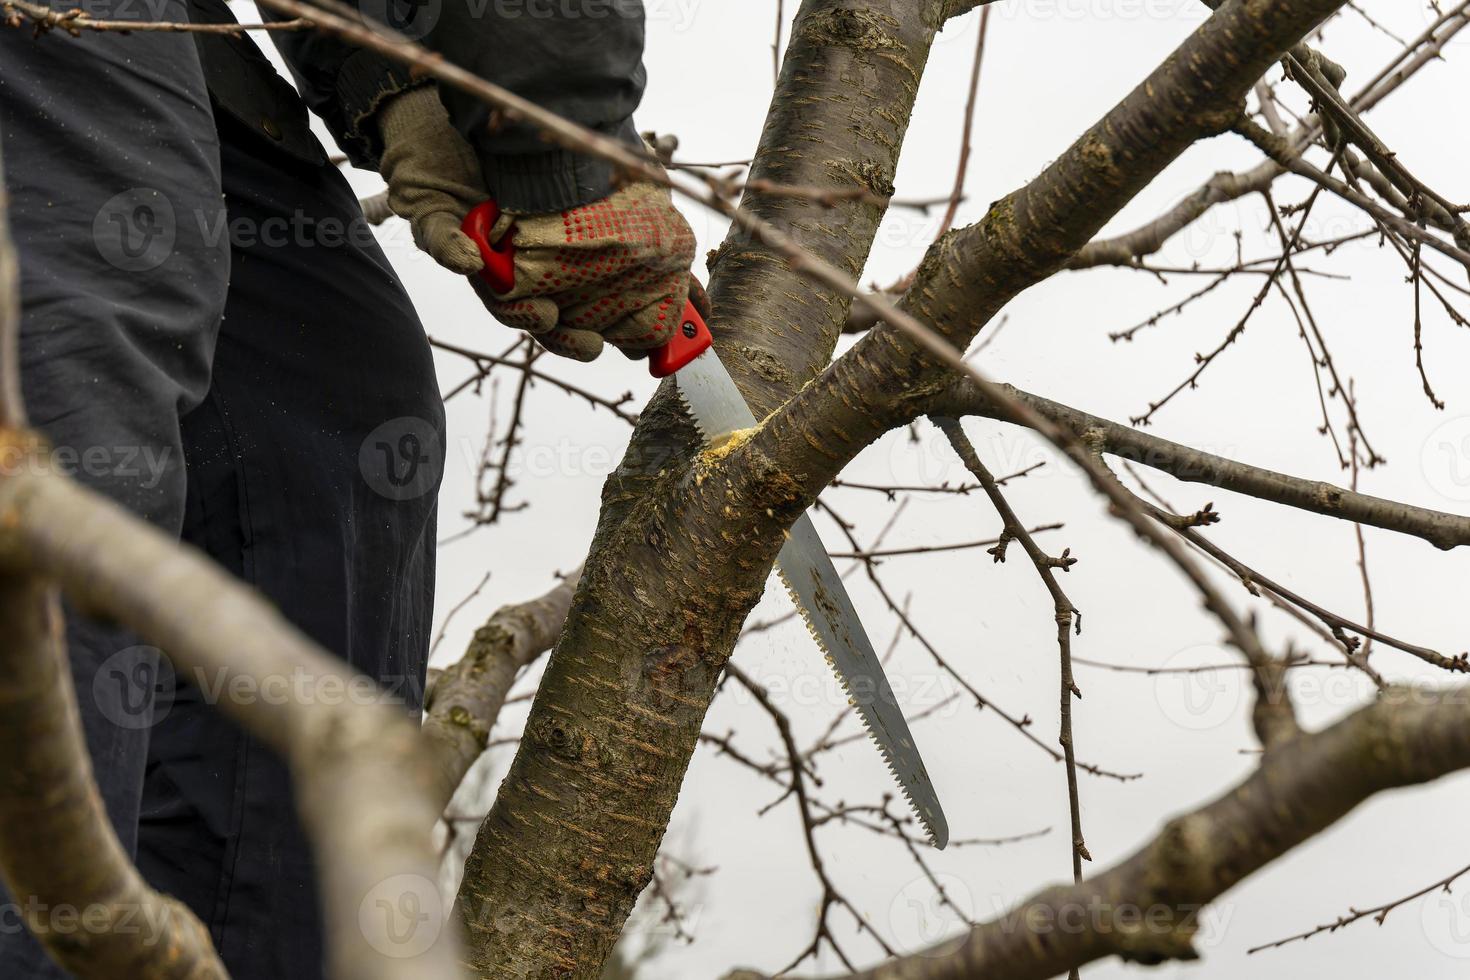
[478,119,642,214]
[336,50,430,170]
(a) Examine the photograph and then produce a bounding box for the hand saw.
[462,201,949,847]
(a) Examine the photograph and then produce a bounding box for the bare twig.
[2,0,311,34]
[1250,861,1470,953]
[933,418,1092,884]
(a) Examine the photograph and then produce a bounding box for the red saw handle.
[648,299,712,379]
[461,200,517,294]
[460,199,712,378]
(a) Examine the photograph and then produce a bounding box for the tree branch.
[422,567,582,809]
[0,573,226,978]
[0,130,222,979]
[932,418,1091,879]
[729,0,1352,526]
[0,467,461,980]
[445,2,1352,973]
[934,381,1470,551]
[741,683,1470,979]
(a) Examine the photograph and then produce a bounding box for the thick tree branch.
[934,381,1470,551]
[1062,4,1470,271]
[657,7,1347,740]
[1066,161,1282,270]
[0,134,223,979]
[595,0,964,543]
[422,567,581,809]
[733,0,1351,520]
[446,2,1352,974]
[0,573,226,978]
[0,467,461,980]
[741,683,1470,979]
[447,1,978,975]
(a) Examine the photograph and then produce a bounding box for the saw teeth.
[670,358,940,846]
[776,566,944,848]
[673,378,720,445]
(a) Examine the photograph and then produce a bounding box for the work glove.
[376,86,487,276]
[471,181,698,362]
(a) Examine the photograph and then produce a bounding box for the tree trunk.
[450,1,1349,977]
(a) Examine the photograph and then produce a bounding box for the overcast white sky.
[247,2,1470,976]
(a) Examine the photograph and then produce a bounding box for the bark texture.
[0,467,462,980]
[733,0,1350,513]
[423,568,582,809]
[596,0,955,537]
[451,1,1350,977]
[452,2,957,975]
[935,382,1470,550]
[452,430,823,975]
[752,685,1470,980]
[0,572,225,979]
[0,140,226,979]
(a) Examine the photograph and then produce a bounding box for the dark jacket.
[188,0,647,212]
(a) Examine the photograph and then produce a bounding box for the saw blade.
[674,349,949,848]
[775,524,948,847]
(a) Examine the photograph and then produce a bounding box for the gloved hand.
[376,86,487,276]
[471,181,697,362]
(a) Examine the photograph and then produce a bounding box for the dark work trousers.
[0,5,443,978]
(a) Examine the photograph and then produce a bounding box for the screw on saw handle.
[461,200,517,294]
[648,298,712,379]
[460,199,712,378]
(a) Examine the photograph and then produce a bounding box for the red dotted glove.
[471,181,697,362]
